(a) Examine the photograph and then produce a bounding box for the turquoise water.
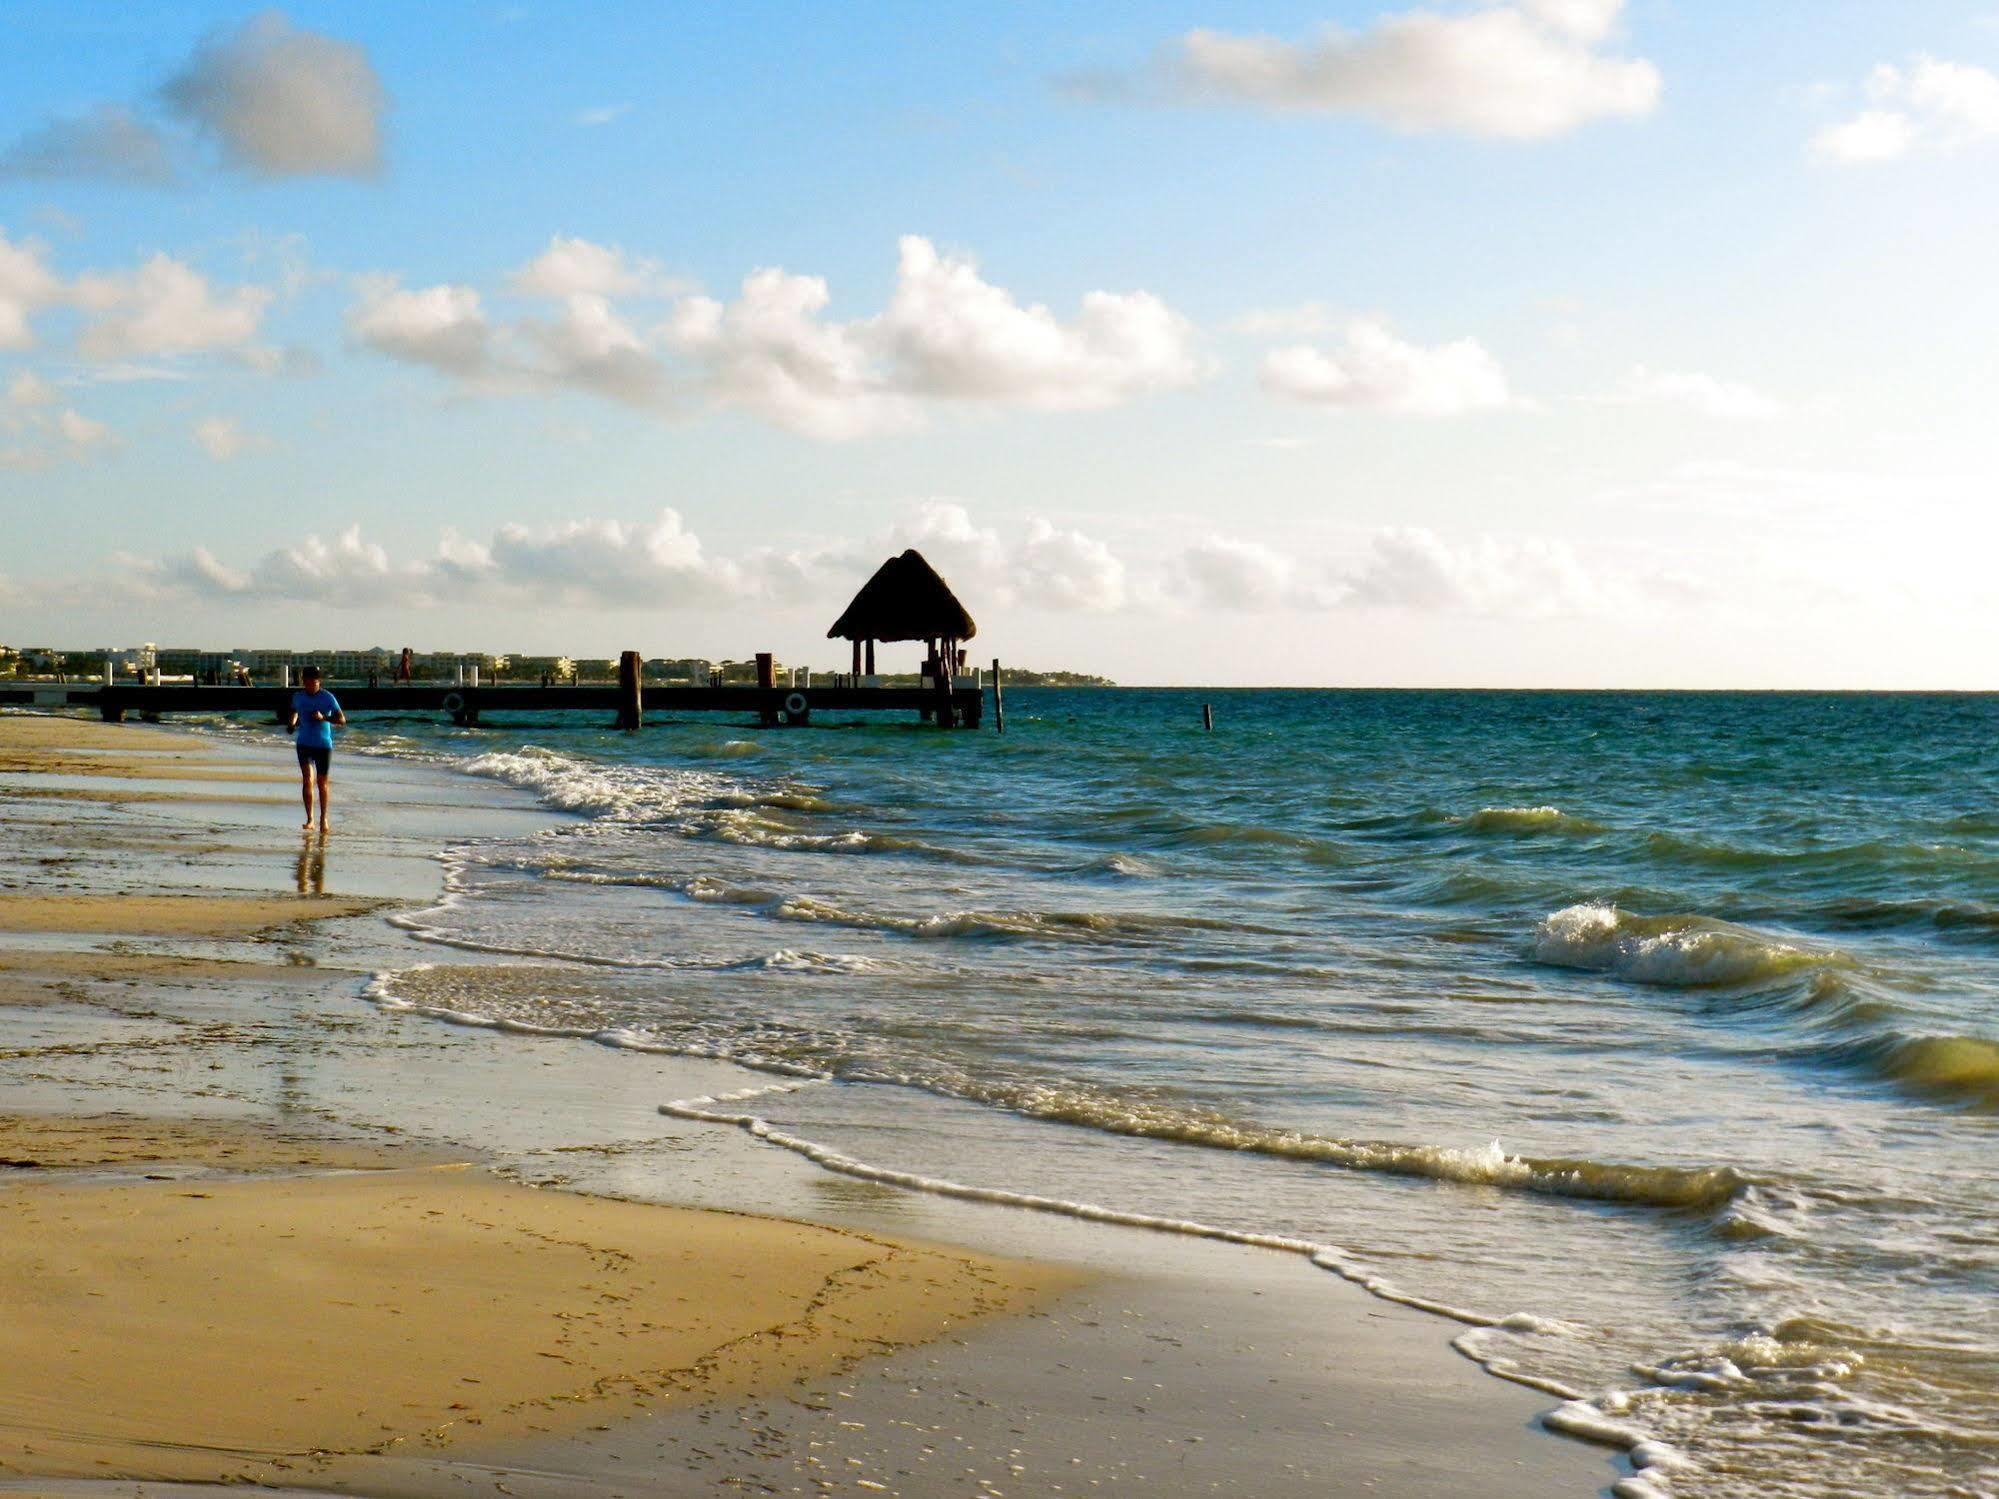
[233,689,1999,1497]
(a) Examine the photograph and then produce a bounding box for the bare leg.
[316,771,331,831]
[300,767,314,829]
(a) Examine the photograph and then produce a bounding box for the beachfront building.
[827,548,976,684]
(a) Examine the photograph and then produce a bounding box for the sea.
[207,688,1999,1499]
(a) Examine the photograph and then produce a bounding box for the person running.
[287,664,346,832]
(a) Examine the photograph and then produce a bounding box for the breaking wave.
[1464,805,1608,836]
[1533,902,1843,989]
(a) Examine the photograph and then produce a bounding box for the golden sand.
[0,712,1070,1486]
[0,1117,1052,1485]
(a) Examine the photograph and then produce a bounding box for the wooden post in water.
[992,658,1005,734]
[616,650,643,731]
[1203,702,1214,733]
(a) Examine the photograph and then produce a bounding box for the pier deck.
[0,682,986,730]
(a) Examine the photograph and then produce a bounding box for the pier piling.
[616,650,643,731]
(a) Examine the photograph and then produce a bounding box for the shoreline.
[0,709,1610,1497]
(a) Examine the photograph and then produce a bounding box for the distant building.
[647,657,714,683]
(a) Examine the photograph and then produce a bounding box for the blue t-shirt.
[292,689,342,749]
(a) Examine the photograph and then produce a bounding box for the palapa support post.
[616,650,643,731]
[992,658,1004,734]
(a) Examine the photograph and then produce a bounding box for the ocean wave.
[464,746,774,823]
[1533,902,1843,989]
[768,893,1272,945]
[1463,805,1608,836]
[367,961,1747,1212]
[1840,1032,1999,1110]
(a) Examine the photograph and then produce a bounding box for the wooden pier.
[0,679,987,730]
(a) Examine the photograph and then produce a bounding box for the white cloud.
[667,236,1199,438]
[192,415,268,461]
[1018,518,1128,611]
[510,235,678,299]
[71,254,272,358]
[0,105,175,184]
[523,294,670,409]
[6,370,55,407]
[667,269,904,439]
[881,503,1129,611]
[1813,56,1999,162]
[345,277,494,376]
[1174,534,1302,609]
[121,502,1134,618]
[353,236,1200,438]
[1340,527,1610,616]
[0,230,63,350]
[1812,109,1919,163]
[873,236,1200,411]
[1149,0,1660,139]
[2,400,116,469]
[1260,318,1514,415]
[575,104,630,128]
[58,408,113,450]
[1593,365,1782,420]
[162,10,385,177]
[479,511,743,607]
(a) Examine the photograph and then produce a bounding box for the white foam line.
[655,1084,1685,1490]
[362,965,1684,1494]
[362,972,829,1078]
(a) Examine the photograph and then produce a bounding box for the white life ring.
[441,690,465,716]
[783,691,810,717]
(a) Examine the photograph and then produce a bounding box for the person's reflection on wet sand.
[296,832,326,896]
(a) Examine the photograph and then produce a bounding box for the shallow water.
[202,688,1999,1498]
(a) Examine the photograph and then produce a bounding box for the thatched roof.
[826,549,977,643]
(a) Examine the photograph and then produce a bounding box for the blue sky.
[4,1,1998,685]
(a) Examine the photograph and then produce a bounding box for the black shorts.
[296,745,331,775]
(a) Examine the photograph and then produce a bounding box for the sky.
[3,0,1998,687]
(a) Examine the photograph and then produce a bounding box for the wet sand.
[0,710,1612,1497]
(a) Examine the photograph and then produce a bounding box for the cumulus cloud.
[6,370,55,407]
[162,10,385,177]
[344,277,494,376]
[0,230,63,350]
[117,502,1133,617]
[670,235,1198,437]
[1592,365,1782,420]
[873,236,1200,411]
[71,253,272,359]
[522,294,671,409]
[0,400,116,470]
[1089,0,1659,139]
[1173,535,1304,610]
[1814,56,1999,162]
[475,512,745,607]
[354,234,1199,437]
[1018,518,1129,611]
[192,415,268,461]
[1340,527,1610,616]
[510,236,678,299]
[1260,318,1514,415]
[57,408,113,450]
[667,268,903,439]
[883,503,1129,611]
[0,106,176,184]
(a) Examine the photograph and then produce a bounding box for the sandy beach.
[0,710,1608,1497]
